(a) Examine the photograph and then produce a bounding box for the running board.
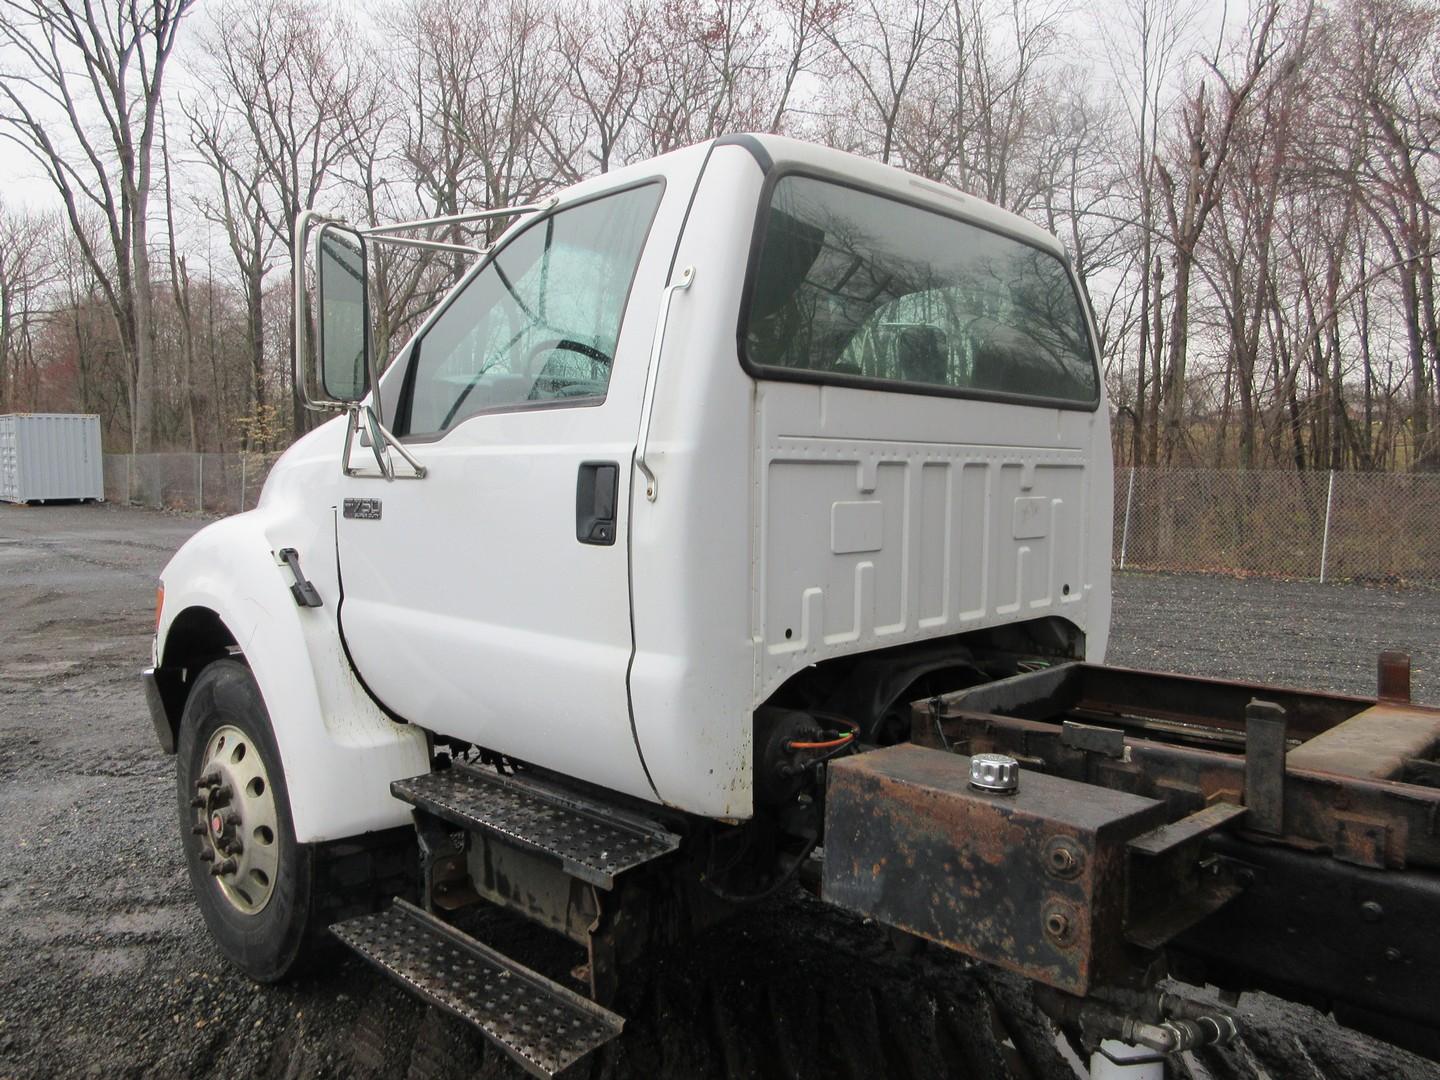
[332,898,623,1078]
[391,763,680,889]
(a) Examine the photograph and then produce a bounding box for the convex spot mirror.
[316,223,371,403]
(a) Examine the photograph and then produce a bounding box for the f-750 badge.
[343,498,382,521]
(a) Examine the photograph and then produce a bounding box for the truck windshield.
[743,176,1098,408]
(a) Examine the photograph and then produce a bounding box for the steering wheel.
[525,337,611,369]
[525,338,613,400]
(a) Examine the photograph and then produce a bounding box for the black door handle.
[576,462,619,545]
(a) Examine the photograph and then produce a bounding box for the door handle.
[576,462,619,545]
[635,265,694,501]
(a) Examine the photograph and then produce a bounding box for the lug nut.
[191,825,206,835]
[211,785,232,803]
[199,770,221,787]
[210,858,237,877]
[198,848,215,862]
[189,796,206,809]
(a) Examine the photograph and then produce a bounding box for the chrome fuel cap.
[969,753,1020,794]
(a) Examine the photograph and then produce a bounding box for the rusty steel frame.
[822,743,1169,995]
[911,660,1440,872]
[888,654,1440,1058]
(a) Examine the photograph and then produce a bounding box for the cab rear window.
[742,175,1099,408]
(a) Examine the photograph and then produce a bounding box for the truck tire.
[175,658,318,982]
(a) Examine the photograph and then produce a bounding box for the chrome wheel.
[189,723,279,914]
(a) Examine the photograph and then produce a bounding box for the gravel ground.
[1,501,1437,1080]
[1110,570,1440,700]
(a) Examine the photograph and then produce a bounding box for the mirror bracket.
[342,404,427,481]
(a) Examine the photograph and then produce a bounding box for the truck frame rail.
[881,653,1440,1059]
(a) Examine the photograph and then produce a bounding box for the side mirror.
[316,223,371,403]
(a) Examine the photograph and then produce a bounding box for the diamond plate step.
[332,898,623,1078]
[392,764,680,889]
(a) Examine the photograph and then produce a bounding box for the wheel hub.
[192,724,279,915]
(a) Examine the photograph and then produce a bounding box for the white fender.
[156,430,429,843]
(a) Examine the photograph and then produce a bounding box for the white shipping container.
[0,413,105,503]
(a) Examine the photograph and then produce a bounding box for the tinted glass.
[404,184,662,436]
[744,176,1097,405]
[318,226,369,402]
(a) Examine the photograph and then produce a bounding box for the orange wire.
[787,733,856,750]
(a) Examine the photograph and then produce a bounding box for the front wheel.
[176,658,317,981]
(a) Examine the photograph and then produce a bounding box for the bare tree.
[186,94,279,442]
[823,0,944,163]
[160,108,200,451]
[1101,0,1197,466]
[546,0,655,176]
[461,0,565,216]
[953,0,1067,211]
[1337,0,1440,469]
[641,0,777,154]
[0,0,193,452]
[1200,6,1315,468]
[390,0,495,225]
[201,0,381,438]
[0,200,54,411]
[769,0,848,134]
[1154,1,1282,465]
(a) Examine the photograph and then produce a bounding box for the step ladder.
[333,898,622,1078]
[332,763,683,1078]
[392,763,681,889]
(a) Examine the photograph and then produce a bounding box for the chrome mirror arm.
[373,413,427,479]
[363,406,391,480]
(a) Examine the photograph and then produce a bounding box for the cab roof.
[551,133,1068,261]
[724,133,1065,257]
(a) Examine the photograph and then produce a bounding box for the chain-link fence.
[1114,467,1440,586]
[102,452,282,516]
[96,454,1440,586]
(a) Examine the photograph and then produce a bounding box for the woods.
[0,0,1437,469]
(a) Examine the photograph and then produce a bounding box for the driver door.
[335,181,668,802]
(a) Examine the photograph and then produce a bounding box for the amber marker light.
[155,582,165,631]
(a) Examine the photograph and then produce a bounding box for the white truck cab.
[154,132,1109,834]
[144,134,1117,1072]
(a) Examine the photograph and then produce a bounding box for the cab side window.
[402,184,662,437]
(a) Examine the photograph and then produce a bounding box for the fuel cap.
[969,753,1020,794]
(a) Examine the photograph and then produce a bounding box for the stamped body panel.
[754,412,1105,704]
